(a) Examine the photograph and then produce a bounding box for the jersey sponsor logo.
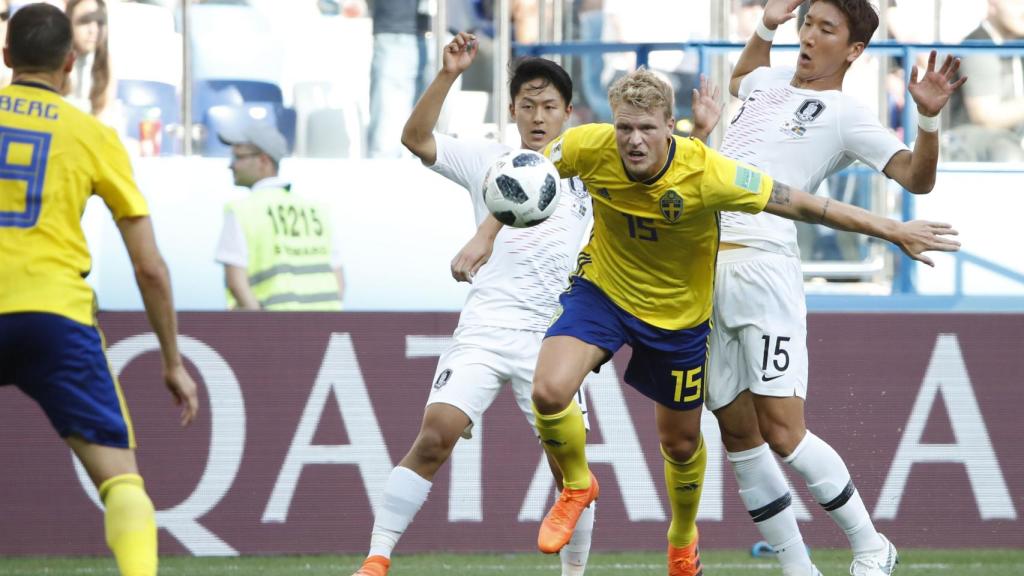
[761,373,785,382]
[794,98,826,123]
[659,189,683,223]
[433,368,453,390]
[734,166,762,194]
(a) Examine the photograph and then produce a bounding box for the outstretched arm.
[401,32,478,165]
[730,0,802,97]
[762,180,960,266]
[883,50,968,194]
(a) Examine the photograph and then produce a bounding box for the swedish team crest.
[659,189,683,222]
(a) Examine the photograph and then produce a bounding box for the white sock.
[367,466,432,559]
[783,431,882,556]
[560,492,595,576]
[728,444,813,576]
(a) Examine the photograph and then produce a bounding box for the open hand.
[691,75,723,140]
[896,220,961,267]
[908,50,968,118]
[762,0,803,30]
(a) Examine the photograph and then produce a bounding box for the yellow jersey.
[0,82,149,326]
[545,124,773,330]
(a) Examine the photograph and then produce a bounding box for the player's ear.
[846,41,865,64]
[63,50,75,74]
[1,47,9,69]
[508,100,516,121]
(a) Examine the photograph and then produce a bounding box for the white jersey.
[719,66,908,257]
[429,133,593,332]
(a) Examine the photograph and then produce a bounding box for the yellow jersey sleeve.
[94,125,149,220]
[544,126,582,178]
[698,142,773,214]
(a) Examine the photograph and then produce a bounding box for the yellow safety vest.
[226,187,342,311]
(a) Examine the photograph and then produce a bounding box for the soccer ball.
[482,149,561,228]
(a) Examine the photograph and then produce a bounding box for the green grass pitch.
[1,549,1022,575]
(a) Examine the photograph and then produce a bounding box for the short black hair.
[509,57,573,107]
[6,3,72,71]
[811,0,879,46]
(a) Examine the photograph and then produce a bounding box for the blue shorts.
[546,277,710,410]
[0,312,134,448]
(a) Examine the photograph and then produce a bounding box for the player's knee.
[660,434,701,462]
[762,424,803,458]
[531,375,573,414]
[716,413,763,453]
[410,427,457,468]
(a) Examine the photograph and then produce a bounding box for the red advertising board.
[1,312,1021,555]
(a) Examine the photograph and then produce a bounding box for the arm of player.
[225,265,260,310]
[883,51,968,194]
[689,75,722,142]
[762,180,961,266]
[730,0,802,97]
[401,31,478,165]
[116,216,199,426]
[450,214,502,283]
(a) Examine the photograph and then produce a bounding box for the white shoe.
[850,533,899,576]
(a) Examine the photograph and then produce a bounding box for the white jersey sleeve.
[737,66,778,99]
[839,101,908,173]
[429,132,512,225]
[428,132,594,332]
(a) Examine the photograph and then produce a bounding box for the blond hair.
[607,67,674,120]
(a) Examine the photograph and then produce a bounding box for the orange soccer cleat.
[668,534,703,576]
[537,471,600,554]
[351,555,390,576]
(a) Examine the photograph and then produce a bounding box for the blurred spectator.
[215,122,346,310]
[64,0,115,118]
[511,0,538,42]
[366,0,430,158]
[947,0,1024,161]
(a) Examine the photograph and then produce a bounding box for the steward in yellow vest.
[215,123,344,310]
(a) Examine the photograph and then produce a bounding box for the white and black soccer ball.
[482,149,561,228]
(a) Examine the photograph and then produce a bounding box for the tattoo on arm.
[818,198,831,224]
[769,180,792,205]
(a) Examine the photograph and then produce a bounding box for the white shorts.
[427,325,591,439]
[706,248,809,412]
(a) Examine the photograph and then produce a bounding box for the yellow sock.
[533,401,590,490]
[663,437,707,547]
[99,473,157,576]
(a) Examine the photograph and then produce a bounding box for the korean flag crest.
[660,189,683,223]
